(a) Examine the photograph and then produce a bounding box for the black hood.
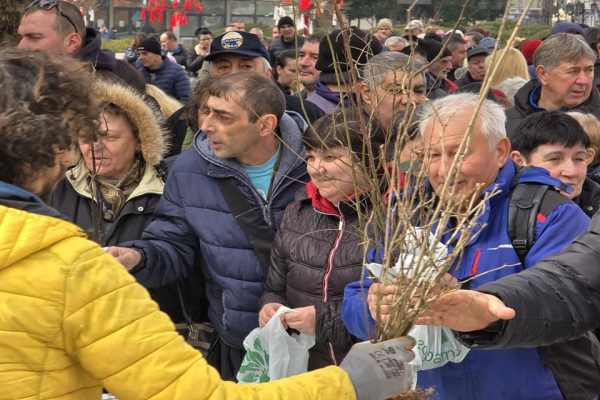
[594,57,600,87]
[576,176,600,217]
[74,27,116,71]
[512,79,538,118]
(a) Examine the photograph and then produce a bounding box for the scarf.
[92,158,145,222]
[314,81,356,108]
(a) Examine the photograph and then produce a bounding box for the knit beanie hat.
[278,16,295,30]
[137,37,162,56]
[479,37,498,49]
[423,39,452,62]
[377,18,393,31]
[405,19,424,31]
[521,39,542,65]
[424,32,442,43]
[316,26,383,83]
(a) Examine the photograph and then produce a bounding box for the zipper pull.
[338,217,343,230]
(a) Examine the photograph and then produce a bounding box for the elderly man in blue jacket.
[342,92,598,399]
[137,37,191,103]
[107,71,309,380]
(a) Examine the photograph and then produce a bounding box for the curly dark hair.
[0,48,101,187]
[185,75,220,132]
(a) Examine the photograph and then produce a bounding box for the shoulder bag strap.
[216,177,276,273]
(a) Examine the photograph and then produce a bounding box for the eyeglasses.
[26,0,78,34]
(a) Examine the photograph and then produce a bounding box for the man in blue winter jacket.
[342,92,599,399]
[137,37,191,103]
[107,72,309,380]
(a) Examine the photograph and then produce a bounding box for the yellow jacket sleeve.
[61,245,356,400]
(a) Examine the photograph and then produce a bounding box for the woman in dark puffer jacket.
[258,111,385,370]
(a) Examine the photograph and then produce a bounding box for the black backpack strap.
[507,174,573,268]
[216,177,276,273]
[507,183,549,266]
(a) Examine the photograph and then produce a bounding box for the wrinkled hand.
[367,283,395,324]
[284,306,316,335]
[341,336,416,400]
[416,290,516,332]
[259,303,285,328]
[413,273,458,304]
[105,247,142,271]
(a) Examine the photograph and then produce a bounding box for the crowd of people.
[3,1,600,399]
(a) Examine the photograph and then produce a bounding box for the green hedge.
[102,37,134,53]
[439,21,551,43]
[468,21,551,41]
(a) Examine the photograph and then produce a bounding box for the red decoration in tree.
[299,0,311,11]
[173,0,178,10]
[183,0,192,12]
[195,0,201,13]
[141,8,146,19]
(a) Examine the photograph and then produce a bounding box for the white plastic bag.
[366,228,468,373]
[408,324,469,371]
[237,306,316,384]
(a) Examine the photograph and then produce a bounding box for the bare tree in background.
[0,0,27,42]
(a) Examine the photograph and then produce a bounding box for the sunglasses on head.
[26,0,78,34]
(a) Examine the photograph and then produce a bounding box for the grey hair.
[534,33,596,71]
[250,27,263,35]
[419,92,506,148]
[495,77,528,107]
[261,56,272,73]
[444,34,468,52]
[385,36,409,47]
[362,51,424,91]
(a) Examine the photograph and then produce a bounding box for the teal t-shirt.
[242,146,281,200]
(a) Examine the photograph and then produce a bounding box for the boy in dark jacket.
[138,37,191,103]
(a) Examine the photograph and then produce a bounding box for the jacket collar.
[574,176,600,215]
[516,79,600,114]
[66,159,164,201]
[0,181,68,220]
[303,181,369,217]
[306,181,339,215]
[74,27,116,71]
[0,181,43,204]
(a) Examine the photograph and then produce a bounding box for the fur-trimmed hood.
[95,80,169,165]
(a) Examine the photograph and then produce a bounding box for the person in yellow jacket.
[0,49,415,399]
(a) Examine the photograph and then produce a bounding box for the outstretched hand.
[415,290,516,332]
[105,247,142,271]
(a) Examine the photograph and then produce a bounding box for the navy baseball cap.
[205,31,270,61]
[551,21,585,36]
